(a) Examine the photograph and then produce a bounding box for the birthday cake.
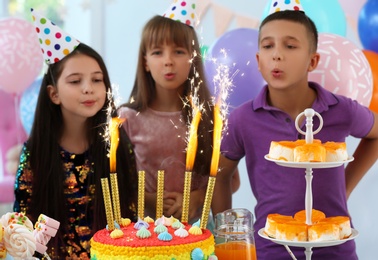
[264,209,352,242]
[268,140,348,162]
[90,217,216,260]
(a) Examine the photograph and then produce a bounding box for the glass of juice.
[214,208,257,260]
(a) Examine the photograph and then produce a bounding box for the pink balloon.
[0,17,43,94]
[309,33,373,106]
[0,89,27,203]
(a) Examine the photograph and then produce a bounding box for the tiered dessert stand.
[259,108,358,260]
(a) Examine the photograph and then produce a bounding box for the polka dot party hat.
[269,0,304,14]
[163,0,198,27]
[31,8,80,64]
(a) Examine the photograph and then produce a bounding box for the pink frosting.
[34,223,58,237]
[37,214,60,229]
[33,229,50,245]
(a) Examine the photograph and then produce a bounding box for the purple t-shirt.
[221,82,374,260]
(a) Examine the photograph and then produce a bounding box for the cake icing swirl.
[4,224,36,259]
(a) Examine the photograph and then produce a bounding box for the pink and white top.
[119,107,208,194]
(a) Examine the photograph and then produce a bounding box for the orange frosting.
[268,139,347,162]
[276,221,308,241]
[294,209,326,224]
[264,214,294,238]
[264,209,351,242]
[323,141,346,151]
[308,222,339,241]
[294,143,326,162]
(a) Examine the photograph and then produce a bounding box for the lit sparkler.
[109,117,125,173]
[182,92,202,223]
[200,50,234,229]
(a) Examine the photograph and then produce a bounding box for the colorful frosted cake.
[90,217,216,260]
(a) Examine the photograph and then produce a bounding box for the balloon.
[339,1,366,21]
[262,0,347,36]
[200,45,209,59]
[20,77,42,135]
[358,0,378,53]
[0,89,27,203]
[308,33,373,107]
[204,28,266,111]
[0,17,43,94]
[363,50,378,113]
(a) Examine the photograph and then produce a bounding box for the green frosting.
[136,226,151,238]
[154,224,168,234]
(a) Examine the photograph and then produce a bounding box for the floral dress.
[14,144,95,259]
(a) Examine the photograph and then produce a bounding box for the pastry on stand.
[259,108,358,260]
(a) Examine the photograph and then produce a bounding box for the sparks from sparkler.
[103,83,124,159]
[200,49,235,228]
[210,49,236,137]
[100,90,113,158]
[183,39,207,163]
[207,48,236,176]
[185,89,202,171]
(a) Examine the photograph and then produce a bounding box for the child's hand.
[163,191,183,219]
[162,189,206,223]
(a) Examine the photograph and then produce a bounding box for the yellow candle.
[101,178,115,231]
[200,176,216,229]
[181,171,192,223]
[200,102,223,229]
[156,170,164,218]
[210,103,223,177]
[182,103,201,223]
[138,171,145,220]
[110,173,121,225]
[109,117,125,173]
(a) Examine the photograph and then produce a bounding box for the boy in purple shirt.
[213,9,378,260]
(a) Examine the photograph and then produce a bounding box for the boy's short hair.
[259,10,318,53]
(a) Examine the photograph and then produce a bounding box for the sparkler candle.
[181,171,192,223]
[110,173,121,225]
[109,117,124,173]
[200,176,216,229]
[101,178,115,231]
[185,105,201,170]
[109,117,124,225]
[156,170,165,218]
[138,171,145,219]
[200,103,223,229]
[210,103,223,177]
[182,104,202,223]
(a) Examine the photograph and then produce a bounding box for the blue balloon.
[358,0,378,53]
[204,28,266,111]
[262,0,347,36]
[20,77,42,135]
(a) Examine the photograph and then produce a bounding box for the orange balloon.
[363,50,378,113]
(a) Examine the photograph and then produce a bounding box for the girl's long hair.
[121,15,214,176]
[27,43,137,254]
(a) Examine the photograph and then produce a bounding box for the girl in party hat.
[13,9,137,258]
[118,0,240,225]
